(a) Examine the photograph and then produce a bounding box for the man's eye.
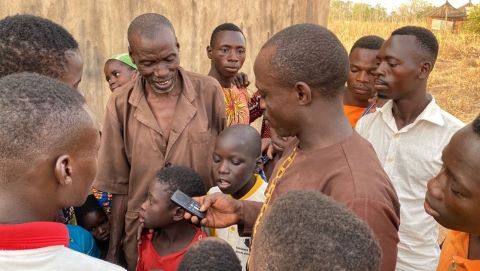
[114,72,120,77]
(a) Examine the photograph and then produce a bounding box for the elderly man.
[93,13,226,270]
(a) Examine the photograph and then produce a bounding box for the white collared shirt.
[356,98,464,271]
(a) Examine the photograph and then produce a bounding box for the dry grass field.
[329,19,480,123]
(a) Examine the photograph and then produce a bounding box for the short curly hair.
[391,26,438,65]
[178,237,242,271]
[262,24,348,98]
[252,191,381,271]
[0,73,89,166]
[209,23,245,47]
[350,35,384,54]
[154,166,206,208]
[0,14,79,79]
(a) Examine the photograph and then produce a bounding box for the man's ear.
[419,61,433,80]
[55,155,73,186]
[173,206,185,222]
[295,82,312,105]
[128,46,136,65]
[207,45,213,59]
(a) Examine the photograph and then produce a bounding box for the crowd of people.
[0,11,478,271]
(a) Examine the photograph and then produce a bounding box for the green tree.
[465,5,480,34]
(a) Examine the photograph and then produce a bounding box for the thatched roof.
[458,0,474,13]
[426,1,466,19]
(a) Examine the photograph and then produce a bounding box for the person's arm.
[106,194,128,264]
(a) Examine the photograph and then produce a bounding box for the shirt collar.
[0,222,69,250]
[378,97,445,130]
[129,67,197,107]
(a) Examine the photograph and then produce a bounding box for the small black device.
[170,190,206,219]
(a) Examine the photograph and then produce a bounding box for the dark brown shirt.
[244,131,400,271]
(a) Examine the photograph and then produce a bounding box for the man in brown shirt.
[93,13,226,270]
[186,24,400,271]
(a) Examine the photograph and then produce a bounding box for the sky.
[350,0,480,13]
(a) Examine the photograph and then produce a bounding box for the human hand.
[184,192,242,228]
[233,72,250,89]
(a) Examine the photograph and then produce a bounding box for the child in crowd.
[208,124,266,270]
[425,116,480,271]
[0,73,124,270]
[250,191,381,271]
[178,237,241,271]
[136,166,207,271]
[75,194,111,259]
[103,53,137,92]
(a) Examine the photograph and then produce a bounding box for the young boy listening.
[0,73,123,270]
[424,116,480,271]
[75,194,111,258]
[103,53,137,92]
[137,166,207,271]
[207,124,266,270]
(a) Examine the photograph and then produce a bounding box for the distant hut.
[426,1,467,32]
[458,0,475,16]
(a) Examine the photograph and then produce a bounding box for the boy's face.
[212,135,257,195]
[82,210,110,241]
[254,47,299,138]
[139,181,177,229]
[104,60,135,92]
[347,48,378,102]
[374,35,423,101]
[208,30,246,79]
[129,28,180,94]
[425,125,480,234]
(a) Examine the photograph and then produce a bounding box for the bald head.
[127,13,175,43]
[217,124,261,158]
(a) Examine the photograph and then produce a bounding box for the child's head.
[0,14,82,89]
[250,191,381,271]
[178,237,241,271]
[74,194,110,241]
[104,53,137,92]
[0,73,99,221]
[140,166,205,229]
[425,116,480,235]
[207,23,246,79]
[212,124,261,198]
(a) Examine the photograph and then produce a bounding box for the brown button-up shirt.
[244,132,400,271]
[94,68,226,212]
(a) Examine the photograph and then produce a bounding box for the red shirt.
[0,222,69,250]
[136,227,206,271]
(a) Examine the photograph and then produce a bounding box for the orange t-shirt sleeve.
[343,105,365,127]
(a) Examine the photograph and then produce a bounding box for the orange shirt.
[343,104,366,127]
[437,231,480,271]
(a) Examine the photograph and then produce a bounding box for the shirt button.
[165,162,172,167]
[394,134,400,139]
